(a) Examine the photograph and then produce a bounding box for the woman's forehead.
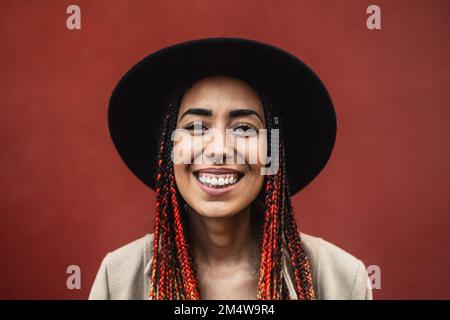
[178,75,265,121]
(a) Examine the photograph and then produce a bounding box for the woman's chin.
[191,203,240,218]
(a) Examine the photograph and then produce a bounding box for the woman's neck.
[186,204,261,269]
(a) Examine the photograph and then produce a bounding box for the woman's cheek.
[172,129,194,165]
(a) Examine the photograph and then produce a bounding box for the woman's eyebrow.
[179,107,263,123]
[229,109,264,123]
[179,108,212,121]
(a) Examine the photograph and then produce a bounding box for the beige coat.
[89,232,372,300]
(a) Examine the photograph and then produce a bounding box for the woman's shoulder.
[299,232,372,300]
[105,233,155,282]
[300,232,364,272]
[106,233,154,265]
[89,234,154,299]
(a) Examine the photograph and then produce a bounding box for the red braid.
[169,172,201,299]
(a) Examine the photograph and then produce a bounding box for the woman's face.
[173,75,266,218]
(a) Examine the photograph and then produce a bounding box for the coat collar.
[143,234,298,300]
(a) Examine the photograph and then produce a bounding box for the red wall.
[0,0,449,299]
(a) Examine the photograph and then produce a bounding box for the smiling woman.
[89,37,372,300]
[174,76,266,217]
[172,76,269,299]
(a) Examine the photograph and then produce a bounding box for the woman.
[89,38,372,300]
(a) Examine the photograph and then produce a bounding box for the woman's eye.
[232,124,258,137]
[184,121,209,135]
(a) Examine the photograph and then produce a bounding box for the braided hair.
[149,76,315,300]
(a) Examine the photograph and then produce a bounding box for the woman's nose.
[204,129,234,164]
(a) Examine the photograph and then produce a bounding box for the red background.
[0,0,449,299]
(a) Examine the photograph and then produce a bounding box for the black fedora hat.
[108,37,337,195]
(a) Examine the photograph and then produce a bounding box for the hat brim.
[108,37,337,195]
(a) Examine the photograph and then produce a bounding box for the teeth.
[197,173,240,188]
